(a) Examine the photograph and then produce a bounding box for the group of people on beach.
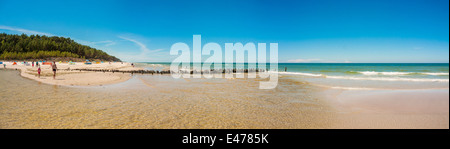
[30,61,42,78]
[30,61,57,79]
[31,61,39,67]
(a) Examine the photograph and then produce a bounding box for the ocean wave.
[278,71,448,77]
[357,71,409,75]
[325,76,449,82]
[422,72,449,76]
[277,71,449,82]
[277,72,324,77]
[356,71,449,76]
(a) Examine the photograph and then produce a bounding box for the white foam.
[358,71,409,75]
[276,71,448,82]
[326,76,449,82]
[278,72,324,77]
[422,73,449,76]
[357,71,449,76]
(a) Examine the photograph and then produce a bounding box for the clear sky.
[0,0,448,63]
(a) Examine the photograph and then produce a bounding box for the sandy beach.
[0,62,448,129]
[2,61,142,86]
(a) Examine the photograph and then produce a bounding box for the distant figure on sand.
[38,66,41,78]
[3,64,5,69]
[32,61,35,67]
[131,63,134,67]
[52,61,57,79]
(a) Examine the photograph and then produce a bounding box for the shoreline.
[1,61,143,87]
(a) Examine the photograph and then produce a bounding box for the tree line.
[0,33,121,61]
[1,51,81,60]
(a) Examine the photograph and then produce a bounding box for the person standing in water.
[38,66,41,78]
[52,61,57,79]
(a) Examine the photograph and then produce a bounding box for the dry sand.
[2,61,142,86]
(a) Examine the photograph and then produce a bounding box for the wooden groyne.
[63,68,269,75]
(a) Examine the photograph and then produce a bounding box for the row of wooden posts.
[64,68,270,75]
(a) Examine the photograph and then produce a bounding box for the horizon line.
[133,62,450,64]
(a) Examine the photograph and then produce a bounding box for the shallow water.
[0,69,335,129]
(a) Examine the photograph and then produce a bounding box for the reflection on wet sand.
[1,69,448,129]
[0,70,333,129]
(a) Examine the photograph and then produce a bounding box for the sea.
[138,63,449,90]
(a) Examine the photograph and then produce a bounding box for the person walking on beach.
[32,61,35,67]
[38,66,41,78]
[52,61,57,79]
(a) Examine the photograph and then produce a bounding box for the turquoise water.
[275,63,449,89]
[139,63,449,89]
[277,63,449,80]
[140,63,448,79]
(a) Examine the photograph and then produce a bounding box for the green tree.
[0,33,121,61]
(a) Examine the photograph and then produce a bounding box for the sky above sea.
[0,0,449,63]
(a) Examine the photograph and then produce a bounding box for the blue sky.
[0,0,448,63]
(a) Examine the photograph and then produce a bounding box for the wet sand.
[0,70,334,129]
[0,68,448,129]
[322,89,449,129]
